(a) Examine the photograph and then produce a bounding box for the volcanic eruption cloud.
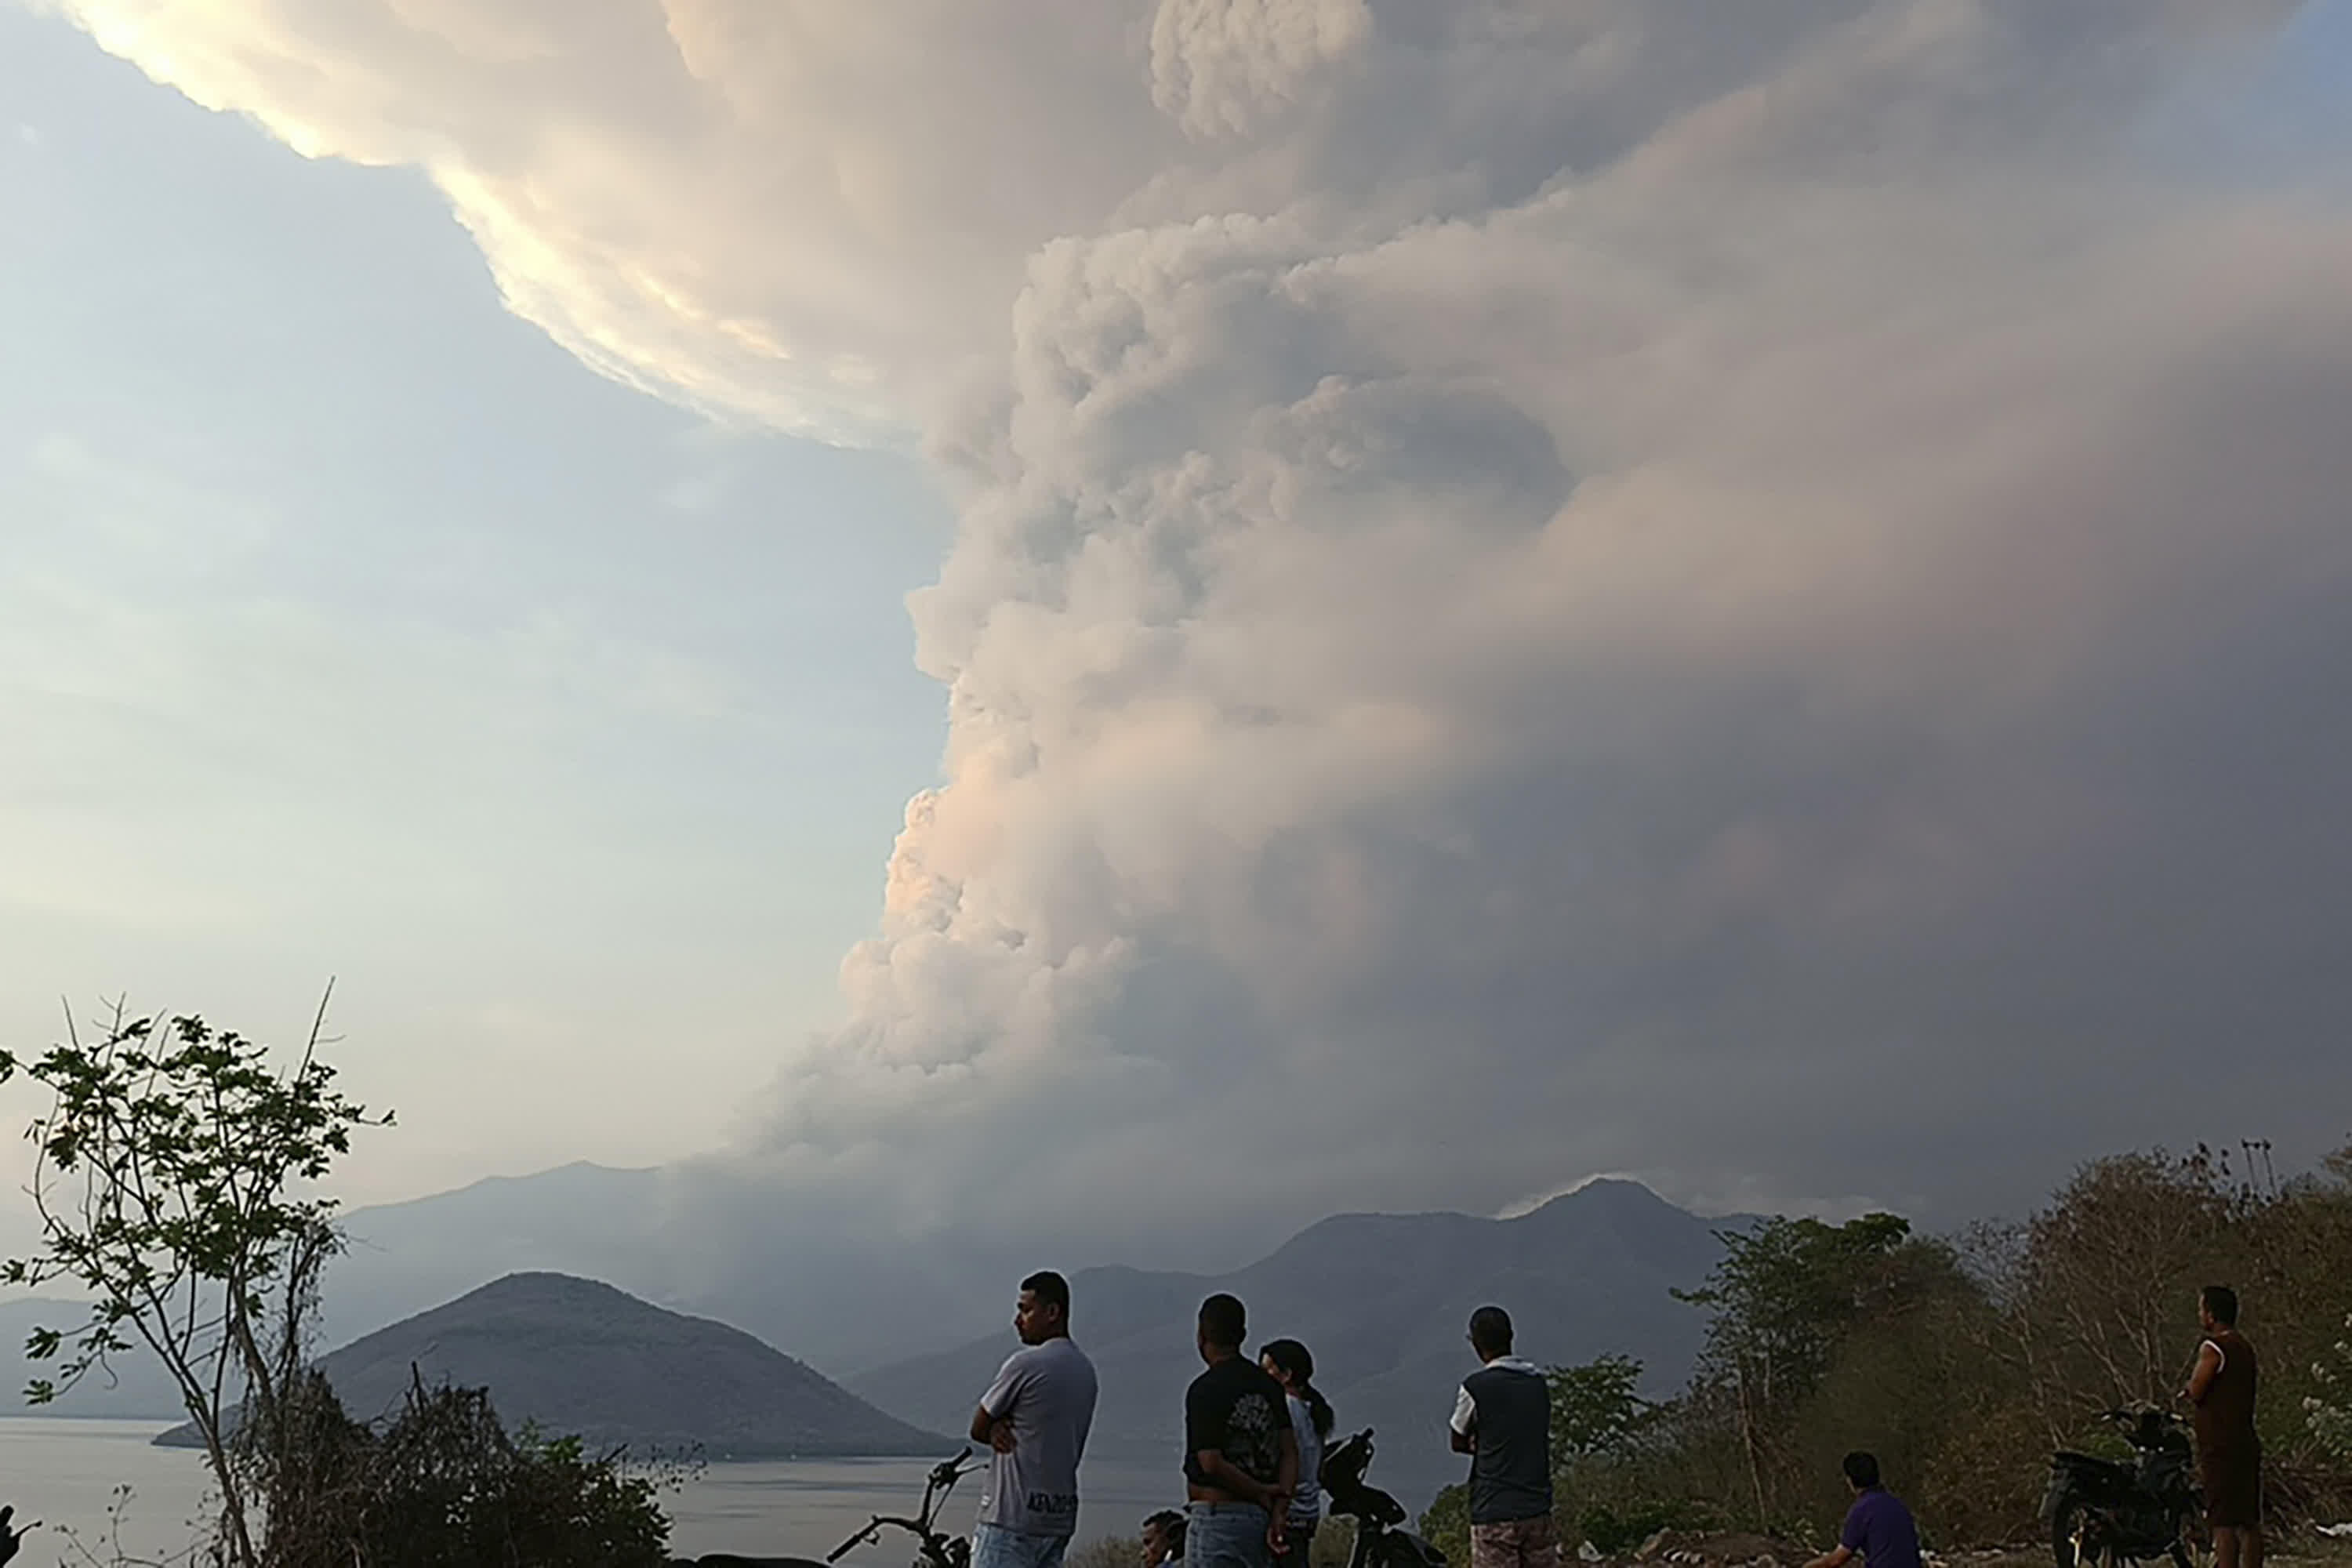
[60,0,2352,1250]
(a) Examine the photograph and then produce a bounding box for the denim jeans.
[1271,1515,1319,1568]
[1186,1501,1273,1568]
[974,1523,1073,1568]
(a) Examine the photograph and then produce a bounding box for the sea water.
[0,1420,1185,1563]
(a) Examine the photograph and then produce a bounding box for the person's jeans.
[973,1523,1072,1568]
[1187,1501,1273,1568]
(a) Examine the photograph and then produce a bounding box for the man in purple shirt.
[1802,1453,1921,1568]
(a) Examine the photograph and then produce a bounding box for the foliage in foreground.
[260,1371,677,1567]
[1421,1140,2352,1555]
[2309,1311,2352,1464]
[2,999,679,1566]
[1,1000,388,1567]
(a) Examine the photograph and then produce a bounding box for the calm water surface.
[0,1420,1185,1563]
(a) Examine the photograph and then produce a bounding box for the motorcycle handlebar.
[825,1454,975,1563]
[826,1523,880,1563]
[829,1515,937,1563]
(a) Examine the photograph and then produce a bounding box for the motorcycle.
[1322,1429,1449,1568]
[2045,1407,2199,1568]
[673,1450,980,1568]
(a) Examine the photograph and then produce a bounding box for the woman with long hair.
[1260,1339,1334,1567]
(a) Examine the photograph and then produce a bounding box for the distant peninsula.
[156,1272,950,1461]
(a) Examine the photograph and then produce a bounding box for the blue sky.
[2148,0,2352,186]
[1,5,949,1201]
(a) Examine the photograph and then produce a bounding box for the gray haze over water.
[0,1421,1218,1563]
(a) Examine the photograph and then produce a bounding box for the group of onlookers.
[964,1273,2265,1568]
[964,1273,1559,1568]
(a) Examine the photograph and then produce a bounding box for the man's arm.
[2184,1341,2223,1405]
[1449,1385,1477,1455]
[1256,1422,1302,1553]
[1195,1451,1283,1509]
[975,1358,1024,1452]
[971,1406,1015,1451]
[1806,1500,1867,1568]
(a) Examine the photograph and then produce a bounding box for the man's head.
[1842,1452,1882,1492]
[1468,1305,1514,1362]
[1015,1271,1072,1345]
[2200,1284,2240,1331]
[1198,1293,1247,1363]
[1141,1509,1185,1566]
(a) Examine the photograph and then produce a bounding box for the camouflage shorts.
[1471,1515,1559,1568]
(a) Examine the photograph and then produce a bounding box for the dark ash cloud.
[60,0,2352,1256]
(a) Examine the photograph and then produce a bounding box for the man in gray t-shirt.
[971,1271,1100,1568]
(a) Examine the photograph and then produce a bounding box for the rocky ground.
[1599,1529,2352,1568]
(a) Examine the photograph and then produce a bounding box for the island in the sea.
[155,1271,952,1461]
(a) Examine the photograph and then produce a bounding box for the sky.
[0,2,951,1207]
[2,0,2350,1266]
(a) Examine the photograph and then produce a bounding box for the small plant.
[2307,1313,2352,1462]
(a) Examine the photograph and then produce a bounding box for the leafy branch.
[0,991,390,1568]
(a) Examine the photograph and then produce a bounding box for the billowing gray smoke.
[63,0,2352,1261]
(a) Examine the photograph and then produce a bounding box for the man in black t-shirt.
[1183,1294,1298,1568]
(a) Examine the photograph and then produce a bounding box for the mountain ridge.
[7,1167,1744,1507]
[154,1270,948,1459]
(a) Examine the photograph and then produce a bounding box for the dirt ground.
[1589,1528,2352,1568]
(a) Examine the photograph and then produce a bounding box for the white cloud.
[43,0,2352,1253]
[1149,0,1371,138]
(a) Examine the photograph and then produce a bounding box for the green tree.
[0,996,390,1568]
[1549,1353,1649,1461]
[1987,1143,2352,1528]
[1675,1213,1915,1410]
[1671,1212,1916,1529]
[353,1380,673,1566]
[1419,1482,1471,1568]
